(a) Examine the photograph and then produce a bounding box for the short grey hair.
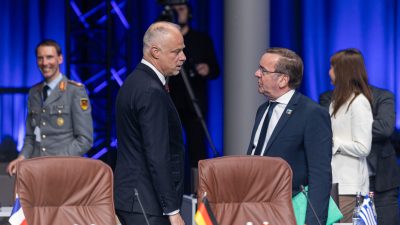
[266,47,303,89]
[143,22,180,54]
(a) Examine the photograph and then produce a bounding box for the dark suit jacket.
[248,91,332,225]
[319,86,400,191]
[114,63,185,216]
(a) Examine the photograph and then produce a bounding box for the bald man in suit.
[114,22,186,225]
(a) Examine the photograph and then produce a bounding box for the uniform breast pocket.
[29,107,41,127]
[49,105,70,127]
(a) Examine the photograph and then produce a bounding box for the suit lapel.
[263,92,301,155]
[138,63,165,90]
[247,102,269,155]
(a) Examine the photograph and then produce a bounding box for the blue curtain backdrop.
[1,0,399,158]
[0,0,65,150]
[271,0,400,129]
[0,0,223,157]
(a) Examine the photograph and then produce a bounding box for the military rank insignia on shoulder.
[68,80,83,87]
[59,81,67,91]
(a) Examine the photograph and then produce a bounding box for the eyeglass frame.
[258,65,284,76]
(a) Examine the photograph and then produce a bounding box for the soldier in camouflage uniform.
[7,39,93,176]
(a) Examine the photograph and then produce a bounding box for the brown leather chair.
[197,155,296,225]
[15,156,116,225]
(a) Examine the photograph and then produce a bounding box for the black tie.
[43,85,50,101]
[254,101,278,155]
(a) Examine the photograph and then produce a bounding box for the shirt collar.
[274,89,295,105]
[141,59,166,86]
[45,73,63,90]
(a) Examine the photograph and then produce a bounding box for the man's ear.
[150,46,160,59]
[58,54,64,64]
[279,74,289,88]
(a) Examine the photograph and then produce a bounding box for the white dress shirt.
[141,59,166,85]
[252,90,295,155]
[44,73,63,98]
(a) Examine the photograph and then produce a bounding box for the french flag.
[9,195,28,225]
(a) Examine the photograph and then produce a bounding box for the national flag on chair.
[195,193,218,225]
[359,195,377,225]
[9,194,28,225]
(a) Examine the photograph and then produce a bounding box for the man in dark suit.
[114,22,186,225]
[320,86,400,225]
[247,48,332,225]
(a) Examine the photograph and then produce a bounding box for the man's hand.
[195,63,210,77]
[7,155,25,176]
[169,213,185,225]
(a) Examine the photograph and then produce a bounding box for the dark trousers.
[180,110,207,194]
[116,209,170,225]
[180,111,207,168]
[370,176,400,225]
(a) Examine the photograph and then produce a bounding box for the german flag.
[195,194,218,225]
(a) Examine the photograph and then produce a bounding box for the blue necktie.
[254,101,278,155]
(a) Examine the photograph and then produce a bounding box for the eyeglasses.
[258,66,283,76]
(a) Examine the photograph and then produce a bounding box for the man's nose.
[180,52,186,61]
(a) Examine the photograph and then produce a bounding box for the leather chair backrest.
[197,155,296,225]
[15,156,116,225]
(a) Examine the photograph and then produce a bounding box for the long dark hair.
[330,48,372,117]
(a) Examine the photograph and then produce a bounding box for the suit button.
[42,134,46,139]
[42,148,46,152]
